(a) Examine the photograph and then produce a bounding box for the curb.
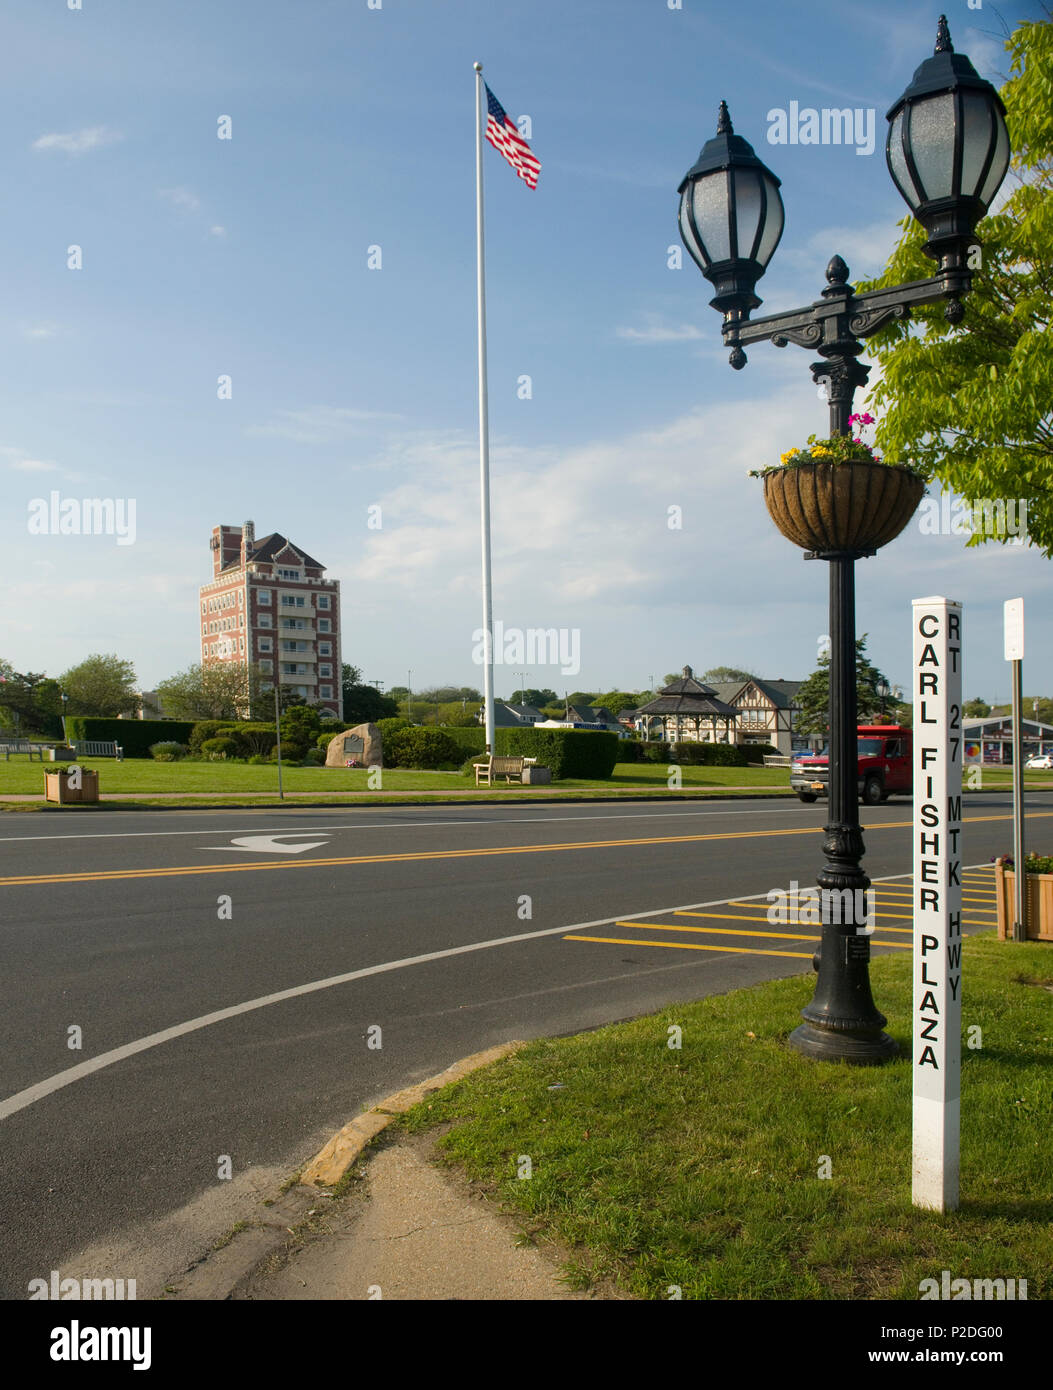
[299,1041,526,1187]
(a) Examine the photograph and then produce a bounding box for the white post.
[1004,598,1026,941]
[474,62,496,755]
[911,596,963,1211]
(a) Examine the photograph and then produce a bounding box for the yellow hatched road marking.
[563,935,815,959]
[618,919,821,942]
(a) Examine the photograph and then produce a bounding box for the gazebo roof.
[636,668,737,719]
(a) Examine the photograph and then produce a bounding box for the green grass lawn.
[0,756,796,800]
[399,935,1053,1299]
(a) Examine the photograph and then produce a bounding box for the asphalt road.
[0,793,1046,1299]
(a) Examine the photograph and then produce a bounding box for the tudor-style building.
[198,521,341,716]
[633,669,803,755]
[705,678,803,756]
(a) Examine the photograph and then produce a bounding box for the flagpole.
[474,61,496,755]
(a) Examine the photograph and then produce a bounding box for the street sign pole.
[1004,598,1026,942]
[911,597,963,1212]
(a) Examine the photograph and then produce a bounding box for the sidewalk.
[165,1044,616,1301]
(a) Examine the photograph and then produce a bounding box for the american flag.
[484,84,540,189]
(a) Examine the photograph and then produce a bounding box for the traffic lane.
[0,800,840,877]
[0,790,1039,880]
[0,794,1028,1075]
[0,806,1014,1106]
[0,912,827,1300]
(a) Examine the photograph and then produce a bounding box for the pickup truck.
[790,725,913,805]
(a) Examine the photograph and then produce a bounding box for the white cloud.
[616,317,705,345]
[22,324,61,340]
[246,405,402,444]
[9,458,59,473]
[32,126,123,155]
[209,225,227,237]
[158,187,202,213]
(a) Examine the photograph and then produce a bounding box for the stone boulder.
[325,722,382,768]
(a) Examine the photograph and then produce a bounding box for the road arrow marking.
[208,835,331,855]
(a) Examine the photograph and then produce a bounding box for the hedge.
[617,739,765,767]
[66,717,196,759]
[386,727,463,770]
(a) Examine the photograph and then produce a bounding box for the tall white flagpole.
[474,61,496,754]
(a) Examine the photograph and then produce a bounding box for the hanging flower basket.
[754,413,926,555]
[762,458,925,555]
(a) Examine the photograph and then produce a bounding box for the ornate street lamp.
[678,16,1008,1065]
[876,678,891,722]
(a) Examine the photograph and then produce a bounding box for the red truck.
[790,725,913,805]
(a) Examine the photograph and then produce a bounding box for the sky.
[1,0,1048,708]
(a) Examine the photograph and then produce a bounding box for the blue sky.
[1,0,1047,706]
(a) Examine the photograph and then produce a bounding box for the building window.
[259,659,272,673]
[317,594,330,609]
[320,664,332,678]
[238,591,243,606]
[258,590,272,606]
[318,618,331,633]
[239,614,244,628]
[320,685,333,699]
[259,638,273,653]
[319,642,332,656]
[278,567,300,580]
[239,637,244,652]
[281,595,306,608]
[259,614,272,628]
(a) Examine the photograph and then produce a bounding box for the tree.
[59,653,139,718]
[507,688,557,708]
[964,698,992,718]
[702,667,754,684]
[0,661,64,736]
[342,665,398,724]
[156,661,264,720]
[859,16,1053,555]
[793,636,892,737]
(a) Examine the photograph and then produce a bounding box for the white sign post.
[912,597,963,1212]
[1004,597,1027,942]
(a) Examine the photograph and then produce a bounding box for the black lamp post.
[876,678,891,722]
[678,16,1008,1064]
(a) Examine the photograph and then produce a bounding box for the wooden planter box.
[995,858,1053,941]
[44,770,100,805]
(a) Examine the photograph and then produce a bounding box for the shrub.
[461,753,490,777]
[301,747,326,766]
[247,753,267,765]
[189,720,236,754]
[377,717,413,743]
[270,740,307,762]
[227,724,277,758]
[386,727,463,770]
[149,741,188,761]
[65,716,195,759]
[740,743,779,764]
[201,736,238,760]
[316,731,342,750]
[642,741,672,763]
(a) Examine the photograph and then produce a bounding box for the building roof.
[222,531,326,574]
[708,677,802,708]
[566,705,617,724]
[636,666,738,719]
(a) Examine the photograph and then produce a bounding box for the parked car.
[1025,753,1053,769]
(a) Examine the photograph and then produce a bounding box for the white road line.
[0,863,997,1122]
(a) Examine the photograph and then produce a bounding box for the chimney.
[241,520,254,568]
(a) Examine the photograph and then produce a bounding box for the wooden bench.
[475,754,526,786]
[72,740,124,760]
[1,739,46,761]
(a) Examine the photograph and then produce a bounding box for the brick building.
[199,521,341,716]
